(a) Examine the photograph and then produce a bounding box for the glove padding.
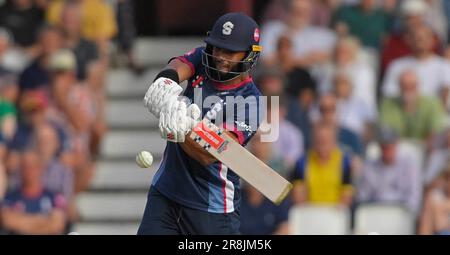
[143,77,183,118]
[159,100,201,143]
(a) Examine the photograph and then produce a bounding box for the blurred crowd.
[241,0,450,235]
[0,0,135,234]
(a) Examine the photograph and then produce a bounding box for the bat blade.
[191,119,292,204]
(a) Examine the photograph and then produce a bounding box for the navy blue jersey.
[2,189,66,214]
[152,47,263,213]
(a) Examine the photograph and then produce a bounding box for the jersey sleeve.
[170,47,204,78]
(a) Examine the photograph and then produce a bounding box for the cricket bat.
[190,118,292,204]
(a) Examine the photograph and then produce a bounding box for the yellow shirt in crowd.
[46,0,117,41]
[293,148,353,204]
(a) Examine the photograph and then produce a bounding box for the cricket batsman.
[138,12,264,235]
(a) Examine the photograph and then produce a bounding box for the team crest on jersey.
[191,75,204,88]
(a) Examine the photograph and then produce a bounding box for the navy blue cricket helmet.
[202,12,262,82]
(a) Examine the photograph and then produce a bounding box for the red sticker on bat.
[193,122,225,150]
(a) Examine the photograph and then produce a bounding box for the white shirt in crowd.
[319,61,377,115]
[260,21,336,60]
[336,97,377,136]
[382,55,450,97]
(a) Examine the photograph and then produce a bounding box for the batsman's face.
[212,47,246,74]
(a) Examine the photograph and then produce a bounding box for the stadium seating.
[354,203,415,235]
[289,205,350,235]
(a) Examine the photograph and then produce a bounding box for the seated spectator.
[310,0,340,27]
[382,25,450,101]
[381,0,441,74]
[251,99,304,176]
[0,71,18,141]
[320,36,376,113]
[0,0,45,48]
[333,71,377,139]
[291,120,354,207]
[419,163,450,235]
[1,150,66,235]
[286,73,317,150]
[256,68,285,96]
[380,69,446,141]
[19,26,63,91]
[314,94,365,157]
[47,0,117,60]
[357,127,422,215]
[35,123,74,202]
[240,183,291,235]
[0,134,6,200]
[425,129,450,186]
[332,0,392,49]
[59,0,99,81]
[0,27,12,73]
[260,0,336,68]
[269,35,319,99]
[7,89,71,174]
[47,49,96,193]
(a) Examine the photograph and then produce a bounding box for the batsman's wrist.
[154,68,180,84]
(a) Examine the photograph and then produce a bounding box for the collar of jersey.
[211,76,253,91]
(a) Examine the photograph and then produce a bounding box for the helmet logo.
[222,21,234,35]
[254,28,260,42]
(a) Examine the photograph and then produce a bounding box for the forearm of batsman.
[179,131,240,167]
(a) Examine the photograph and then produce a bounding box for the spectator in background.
[0,138,5,200]
[0,27,12,73]
[0,71,18,141]
[357,127,422,215]
[314,94,365,157]
[380,69,446,141]
[420,0,447,44]
[0,0,45,49]
[251,99,304,177]
[382,25,450,102]
[52,1,106,160]
[1,150,66,235]
[116,0,140,72]
[332,0,392,49]
[47,49,96,193]
[19,26,63,91]
[34,123,73,202]
[269,35,319,100]
[424,128,450,186]
[240,183,291,235]
[6,89,70,174]
[310,0,341,27]
[285,70,317,150]
[381,0,441,75]
[256,68,285,96]
[59,0,99,81]
[260,0,336,68]
[419,163,450,235]
[320,36,377,114]
[333,71,377,140]
[291,120,354,207]
[47,0,117,61]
